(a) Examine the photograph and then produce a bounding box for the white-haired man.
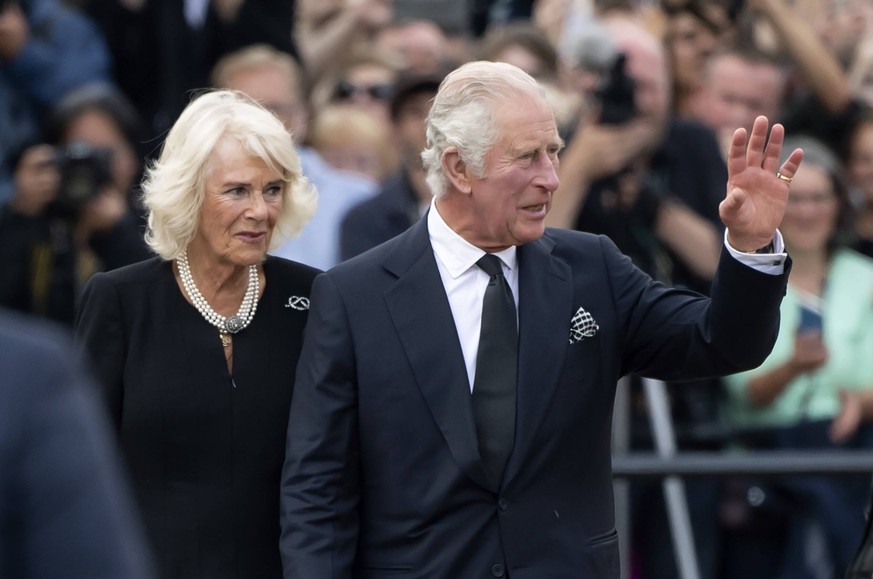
[280,60,802,578]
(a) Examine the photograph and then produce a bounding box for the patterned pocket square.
[569,307,599,344]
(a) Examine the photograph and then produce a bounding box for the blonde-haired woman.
[76,90,318,579]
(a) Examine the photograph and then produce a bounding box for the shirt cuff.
[724,230,787,275]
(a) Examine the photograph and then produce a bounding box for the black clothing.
[340,168,424,261]
[574,118,727,295]
[0,203,151,325]
[85,0,299,141]
[75,255,320,579]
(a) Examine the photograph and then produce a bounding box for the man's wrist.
[753,240,775,254]
[726,232,776,254]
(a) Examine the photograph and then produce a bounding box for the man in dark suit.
[279,61,804,578]
[0,308,154,578]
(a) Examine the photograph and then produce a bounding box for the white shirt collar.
[427,199,518,278]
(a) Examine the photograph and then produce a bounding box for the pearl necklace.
[177,249,259,341]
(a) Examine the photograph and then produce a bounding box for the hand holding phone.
[797,301,823,334]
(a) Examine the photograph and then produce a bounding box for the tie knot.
[476,254,504,277]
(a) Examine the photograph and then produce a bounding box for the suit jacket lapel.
[504,235,573,486]
[382,219,491,490]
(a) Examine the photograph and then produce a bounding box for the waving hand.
[720,116,804,252]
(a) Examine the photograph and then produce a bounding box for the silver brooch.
[285,296,310,311]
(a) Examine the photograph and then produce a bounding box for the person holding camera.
[548,14,725,294]
[0,85,152,326]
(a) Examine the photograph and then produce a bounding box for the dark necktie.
[472,254,518,487]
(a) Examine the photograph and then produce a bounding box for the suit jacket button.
[491,563,505,577]
[498,498,508,511]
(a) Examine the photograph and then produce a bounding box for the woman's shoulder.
[264,255,322,288]
[88,256,169,288]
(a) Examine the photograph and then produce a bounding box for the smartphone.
[797,301,823,334]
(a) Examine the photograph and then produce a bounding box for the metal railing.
[611,377,873,579]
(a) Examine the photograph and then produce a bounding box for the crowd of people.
[2,0,873,578]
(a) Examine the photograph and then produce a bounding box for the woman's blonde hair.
[141,89,317,259]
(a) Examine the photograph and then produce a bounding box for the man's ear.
[442,147,472,194]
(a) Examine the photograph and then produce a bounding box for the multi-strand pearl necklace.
[177,249,259,346]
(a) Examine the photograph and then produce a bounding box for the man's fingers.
[777,148,805,182]
[745,116,769,168]
[726,127,748,178]
[762,122,784,173]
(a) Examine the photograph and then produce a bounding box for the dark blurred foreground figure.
[0,308,154,579]
[76,90,319,579]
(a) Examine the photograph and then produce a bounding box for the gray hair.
[142,90,317,260]
[421,61,547,198]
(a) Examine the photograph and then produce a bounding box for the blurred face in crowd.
[375,20,449,75]
[492,44,550,81]
[608,23,671,133]
[451,93,562,251]
[848,121,873,203]
[691,54,784,135]
[191,138,284,268]
[312,104,397,183]
[222,63,309,143]
[63,109,139,193]
[780,163,839,254]
[667,11,721,90]
[12,144,60,214]
[335,62,396,123]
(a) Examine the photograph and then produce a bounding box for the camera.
[597,53,637,125]
[55,142,113,212]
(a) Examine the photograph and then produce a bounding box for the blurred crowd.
[2,0,873,577]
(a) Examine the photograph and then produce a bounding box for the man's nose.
[538,155,560,192]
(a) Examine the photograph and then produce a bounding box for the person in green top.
[724,135,873,579]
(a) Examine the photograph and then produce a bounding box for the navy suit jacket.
[280,218,789,578]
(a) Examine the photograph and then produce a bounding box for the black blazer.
[77,256,319,579]
[280,218,789,578]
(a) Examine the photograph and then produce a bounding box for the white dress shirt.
[428,203,519,391]
[427,200,787,392]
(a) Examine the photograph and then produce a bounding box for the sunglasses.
[334,80,394,102]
